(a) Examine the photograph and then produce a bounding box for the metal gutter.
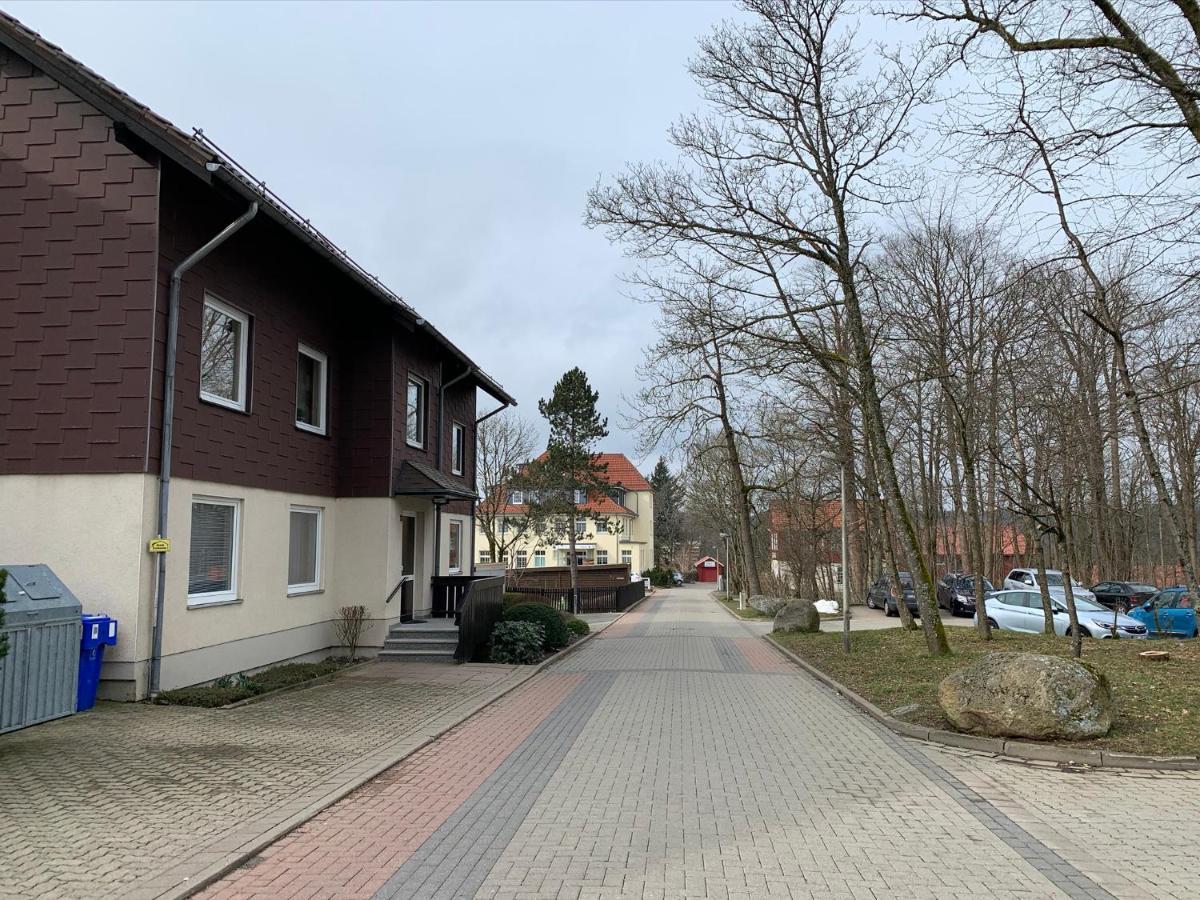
[149,199,259,696]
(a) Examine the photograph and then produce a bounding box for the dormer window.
[510,490,524,505]
[613,488,626,507]
[573,489,586,504]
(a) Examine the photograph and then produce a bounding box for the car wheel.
[987,618,999,631]
[866,595,877,610]
[885,602,896,618]
[1068,625,1091,639]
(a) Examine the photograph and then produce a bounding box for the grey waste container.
[0,564,83,734]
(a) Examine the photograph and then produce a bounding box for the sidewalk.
[0,659,535,899]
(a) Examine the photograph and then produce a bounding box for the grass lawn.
[154,658,354,708]
[772,627,1200,756]
[716,596,770,619]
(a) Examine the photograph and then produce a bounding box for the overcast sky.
[5,0,756,466]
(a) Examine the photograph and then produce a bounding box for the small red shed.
[695,556,724,583]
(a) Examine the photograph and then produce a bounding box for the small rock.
[938,652,1113,741]
[773,599,820,634]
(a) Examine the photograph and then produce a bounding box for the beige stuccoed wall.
[0,473,153,687]
[0,474,456,698]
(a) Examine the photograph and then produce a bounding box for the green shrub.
[641,567,673,588]
[565,617,590,637]
[503,602,570,650]
[489,621,544,664]
[503,591,555,609]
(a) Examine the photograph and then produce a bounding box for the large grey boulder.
[938,653,1113,741]
[774,599,820,634]
[748,595,789,616]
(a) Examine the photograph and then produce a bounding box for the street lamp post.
[841,462,851,653]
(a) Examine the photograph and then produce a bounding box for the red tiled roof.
[488,453,650,516]
[532,452,653,492]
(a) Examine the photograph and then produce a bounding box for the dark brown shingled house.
[0,13,514,699]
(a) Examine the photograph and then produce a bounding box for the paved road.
[204,584,1200,900]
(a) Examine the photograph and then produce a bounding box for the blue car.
[1127,587,1198,638]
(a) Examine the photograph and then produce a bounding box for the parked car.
[937,573,995,617]
[865,572,920,618]
[670,570,684,586]
[1127,587,1198,638]
[1090,581,1158,613]
[980,589,1148,639]
[1003,568,1097,605]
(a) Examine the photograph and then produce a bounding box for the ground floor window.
[596,550,609,565]
[533,550,546,567]
[515,550,528,568]
[621,549,633,568]
[288,506,322,593]
[188,497,240,605]
[448,521,462,574]
[479,550,492,564]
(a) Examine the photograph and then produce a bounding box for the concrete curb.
[763,633,1200,773]
[161,598,647,899]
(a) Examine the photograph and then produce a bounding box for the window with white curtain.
[288,506,322,592]
[188,497,240,605]
[406,375,427,447]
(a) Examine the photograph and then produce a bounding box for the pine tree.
[518,368,611,613]
[649,457,684,568]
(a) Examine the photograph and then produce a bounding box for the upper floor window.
[613,488,626,507]
[200,296,249,411]
[573,489,586,504]
[452,422,466,475]
[575,517,586,535]
[509,490,524,505]
[406,375,427,448]
[296,344,328,434]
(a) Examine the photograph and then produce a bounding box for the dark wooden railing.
[431,576,475,620]
[505,579,646,614]
[453,575,505,663]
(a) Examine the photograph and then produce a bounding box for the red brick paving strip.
[734,636,795,673]
[197,672,585,900]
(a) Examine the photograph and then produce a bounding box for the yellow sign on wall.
[147,538,171,553]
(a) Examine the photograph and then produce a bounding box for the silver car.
[981,589,1148,639]
[1003,568,1097,605]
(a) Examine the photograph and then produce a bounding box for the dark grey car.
[865,572,919,618]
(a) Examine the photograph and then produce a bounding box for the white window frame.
[596,549,609,565]
[515,550,528,568]
[287,505,323,594]
[510,490,524,505]
[199,295,250,412]
[533,550,546,567]
[406,375,427,448]
[573,489,586,504]
[187,496,241,607]
[295,344,328,435]
[575,517,586,535]
[479,550,492,564]
[451,422,466,475]
[621,549,633,566]
[448,520,463,574]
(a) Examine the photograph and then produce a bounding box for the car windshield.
[1043,573,1065,587]
[1131,583,1157,594]
[956,576,994,592]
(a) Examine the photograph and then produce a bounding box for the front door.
[400,515,417,623]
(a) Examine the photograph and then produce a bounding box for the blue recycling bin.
[77,614,116,711]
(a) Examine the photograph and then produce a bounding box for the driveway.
[202,583,1200,899]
